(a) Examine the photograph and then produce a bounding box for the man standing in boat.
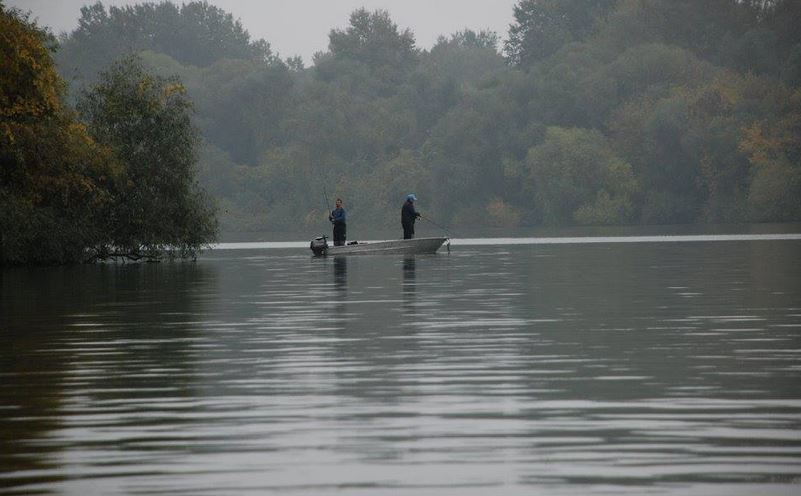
[329,198,347,246]
[401,194,421,239]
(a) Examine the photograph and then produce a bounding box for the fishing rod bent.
[419,214,458,239]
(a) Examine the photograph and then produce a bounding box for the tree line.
[1,3,216,264]
[3,0,800,264]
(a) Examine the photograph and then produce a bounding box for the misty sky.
[8,0,518,63]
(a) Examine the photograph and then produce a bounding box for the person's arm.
[332,208,346,223]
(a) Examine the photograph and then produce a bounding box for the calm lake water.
[2,231,801,495]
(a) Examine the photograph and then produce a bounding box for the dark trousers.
[402,222,414,240]
[333,222,346,246]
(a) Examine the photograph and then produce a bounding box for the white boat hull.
[312,237,448,256]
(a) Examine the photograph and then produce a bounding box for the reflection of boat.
[310,236,448,256]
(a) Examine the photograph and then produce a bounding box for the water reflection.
[333,256,347,290]
[402,256,416,314]
[1,240,801,494]
[0,263,217,492]
[331,256,348,329]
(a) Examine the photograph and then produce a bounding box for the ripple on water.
[2,240,801,494]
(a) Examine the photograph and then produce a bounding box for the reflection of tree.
[0,263,216,488]
[1,269,70,483]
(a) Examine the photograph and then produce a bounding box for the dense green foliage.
[0,4,216,265]
[1,4,115,264]
[57,1,275,85]
[78,56,218,259]
[41,1,801,232]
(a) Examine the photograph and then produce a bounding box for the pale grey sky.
[8,0,517,63]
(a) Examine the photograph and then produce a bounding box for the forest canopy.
[0,3,217,265]
[6,0,801,244]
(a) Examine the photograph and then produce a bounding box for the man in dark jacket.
[401,194,420,239]
[329,198,346,246]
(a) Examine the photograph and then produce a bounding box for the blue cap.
[406,194,417,201]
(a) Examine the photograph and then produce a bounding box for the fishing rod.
[419,214,458,253]
[419,214,455,237]
[323,185,331,214]
[315,185,332,243]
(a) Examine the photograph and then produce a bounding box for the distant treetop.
[59,1,278,77]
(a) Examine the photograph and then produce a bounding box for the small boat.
[310,236,448,256]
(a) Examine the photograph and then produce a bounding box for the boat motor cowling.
[310,236,328,256]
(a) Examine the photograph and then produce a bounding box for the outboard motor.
[310,236,329,256]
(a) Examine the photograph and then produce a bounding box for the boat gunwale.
[313,236,448,256]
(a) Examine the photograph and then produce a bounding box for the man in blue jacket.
[329,198,346,246]
[401,194,420,239]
